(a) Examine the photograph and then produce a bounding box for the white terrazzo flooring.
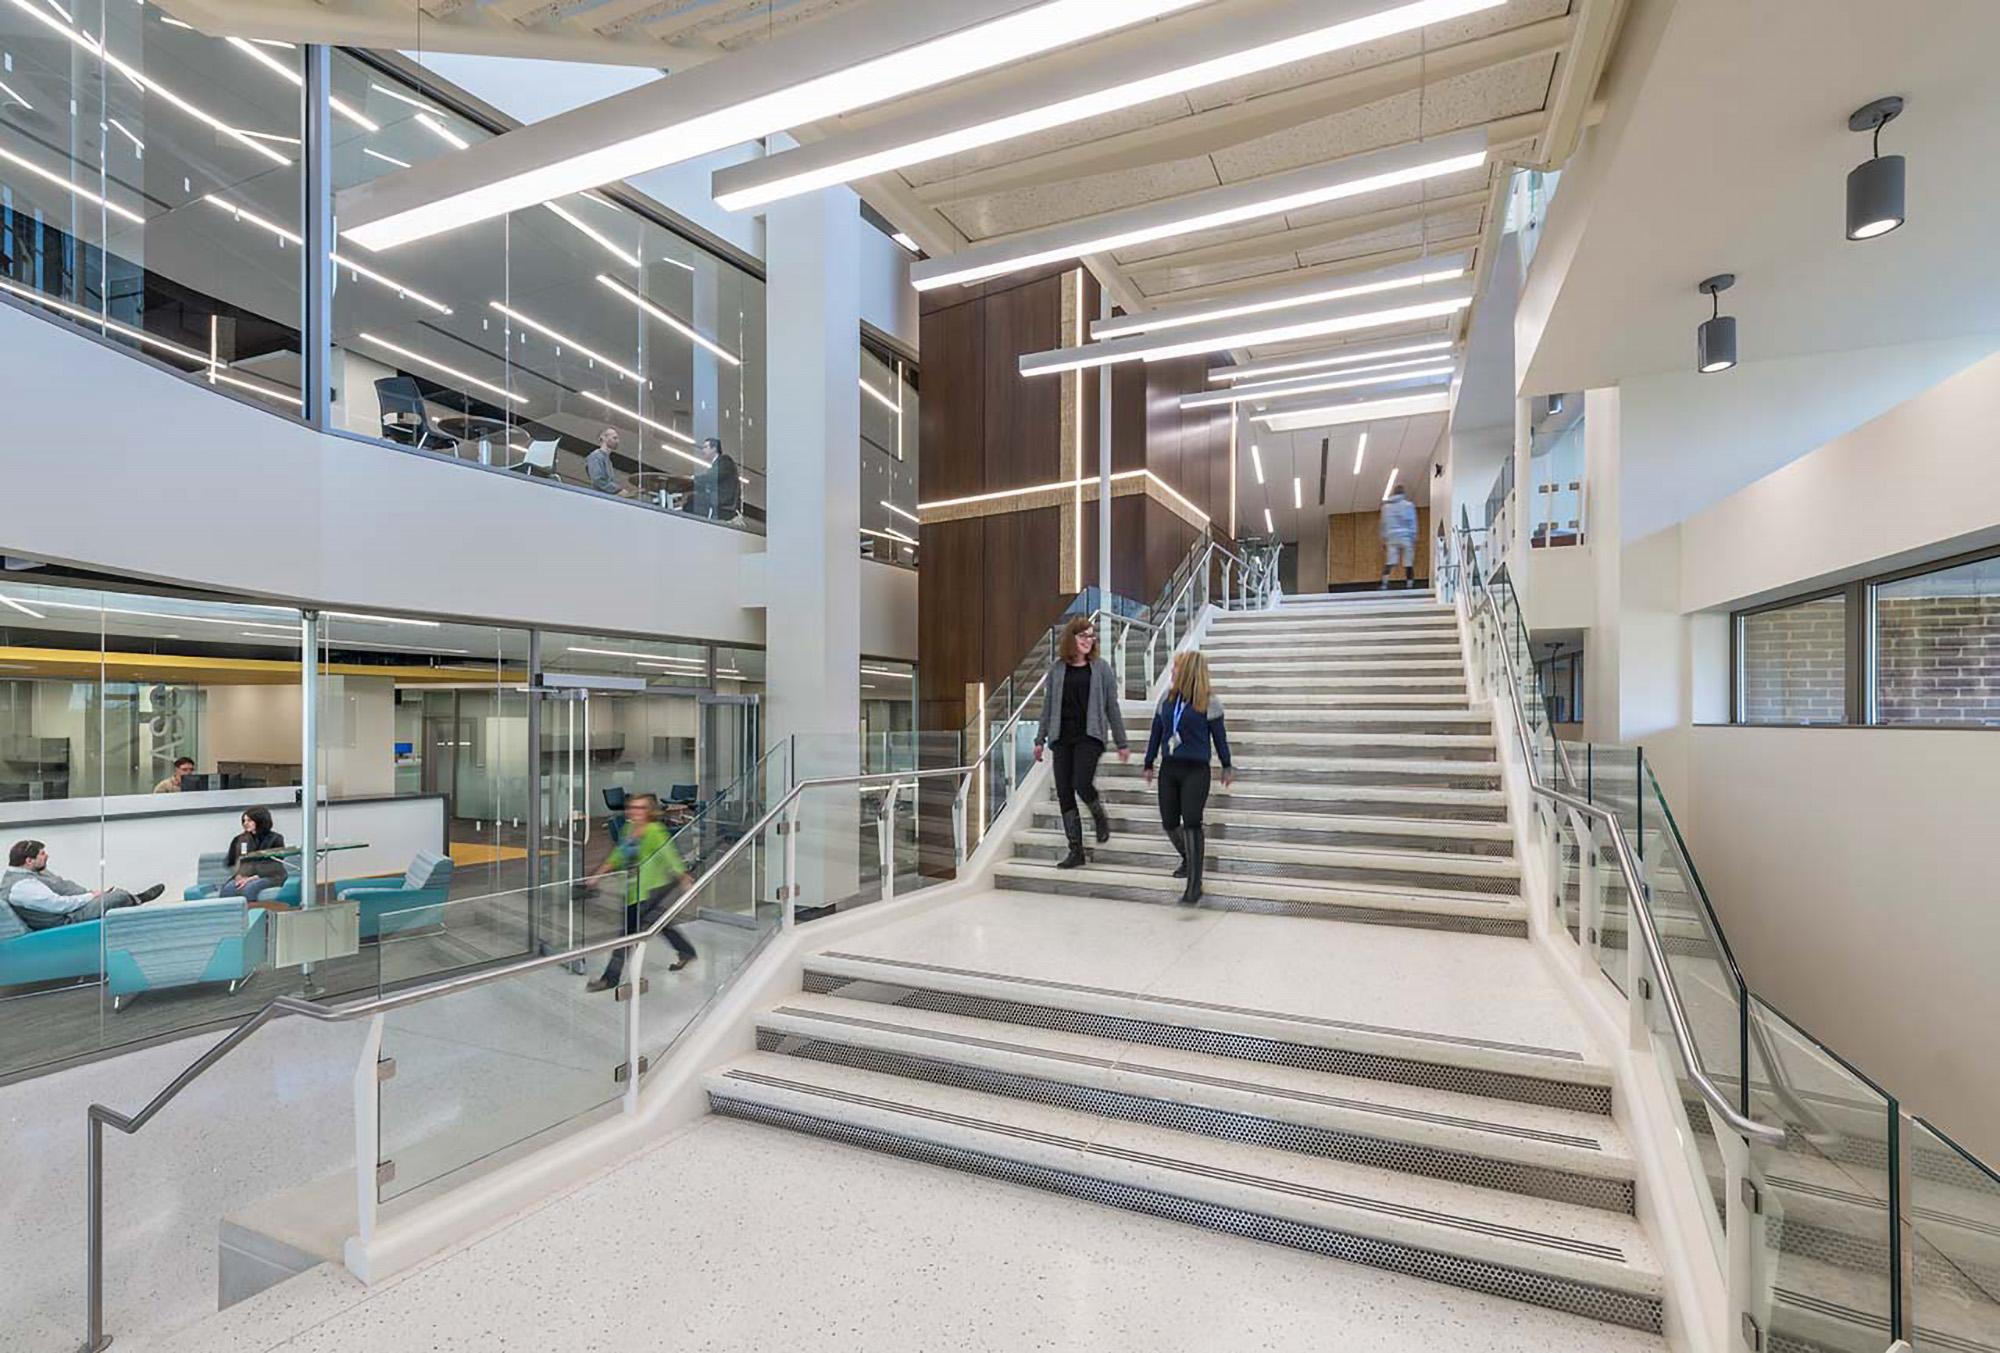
[831,889,1600,1062]
[157,1115,1669,1353]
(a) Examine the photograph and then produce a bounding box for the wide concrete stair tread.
[1221,729,1495,753]
[802,948,1610,1093]
[1212,690,1474,707]
[1123,703,1489,724]
[704,1052,1662,1305]
[1098,754,1499,780]
[1034,800,1515,849]
[1209,653,1467,670]
[993,858,1527,929]
[1217,674,1470,692]
[1096,778,1508,811]
[1768,1248,2000,1353]
[1762,1140,2000,1269]
[1011,827,1521,884]
[1205,634,1464,653]
[758,991,1634,1182]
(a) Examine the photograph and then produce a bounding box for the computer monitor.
[178,773,212,792]
[668,784,699,805]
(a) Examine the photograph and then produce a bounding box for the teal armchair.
[336,851,454,940]
[0,901,103,989]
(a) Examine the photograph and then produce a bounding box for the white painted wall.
[859,560,918,662]
[0,302,766,646]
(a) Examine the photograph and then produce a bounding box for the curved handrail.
[1455,530,1786,1147]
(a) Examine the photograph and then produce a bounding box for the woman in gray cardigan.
[1033,614,1131,869]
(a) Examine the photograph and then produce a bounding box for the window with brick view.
[1874,555,2000,725]
[1739,596,1848,724]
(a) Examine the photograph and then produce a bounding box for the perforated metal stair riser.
[708,1095,1663,1334]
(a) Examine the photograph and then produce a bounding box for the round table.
[631,471,697,509]
[434,415,512,464]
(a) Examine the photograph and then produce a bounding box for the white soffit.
[914,126,1487,291]
[1095,250,1470,338]
[337,0,1212,251]
[709,0,1504,210]
[1019,276,1474,376]
[1255,390,1453,430]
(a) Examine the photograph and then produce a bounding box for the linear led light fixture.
[543,200,640,269]
[1264,508,1275,534]
[1021,279,1475,377]
[2,0,290,167]
[370,81,444,116]
[1215,353,1458,399]
[861,526,919,545]
[224,37,379,131]
[1292,477,1302,510]
[340,0,1209,253]
[713,0,1501,210]
[204,196,453,315]
[1213,339,1455,384]
[1182,363,1454,410]
[206,367,302,408]
[358,332,526,405]
[1353,431,1368,474]
[327,611,441,627]
[922,128,1485,292]
[489,301,642,381]
[0,593,45,618]
[891,232,920,253]
[860,378,901,413]
[918,468,1208,523]
[0,143,144,224]
[880,500,921,525]
[1096,254,1470,340]
[1250,444,1264,484]
[0,276,215,363]
[1383,467,1401,500]
[568,646,700,662]
[1255,390,1452,432]
[105,117,144,155]
[577,391,709,464]
[363,148,413,170]
[415,112,470,151]
[595,275,742,366]
[0,77,33,110]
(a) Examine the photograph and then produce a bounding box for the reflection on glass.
[860,342,919,566]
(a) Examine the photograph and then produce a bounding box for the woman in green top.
[586,792,697,992]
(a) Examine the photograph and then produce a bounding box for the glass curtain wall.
[0,15,769,530]
[0,575,771,1079]
[859,340,920,566]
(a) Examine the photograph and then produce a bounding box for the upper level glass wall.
[859,341,919,567]
[0,11,770,532]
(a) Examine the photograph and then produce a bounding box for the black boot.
[1057,810,1087,869]
[1179,826,1205,905]
[1378,569,1392,591]
[1168,826,1188,879]
[1087,797,1111,844]
[1404,565,1417,589]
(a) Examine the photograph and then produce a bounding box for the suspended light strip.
[0,144,145,224]
[203,196,453,316]
[861,526,919,545]
[1213,354,1459,399]
[917,129,1485,292]
[860,378,901,413]
[543,200,641,269]
[415,112,469,150]
[577,391,709,463]
[1353,431,1368,474]
[880,500,921,525]
[1096,257,1469,340]
[1213,339,1454,383]
[918,468,1207,523]
[369,81,444,116]
[326,611,442,627]
[358,331,526,405]
[2,0,291,166]
[0,594,46,619]
[0,77,33,110]
[1250,444,1264,485]
[224,38,380,131]
[1382,466,1401,500]
[105,117,144,154]
[891,232,920,253]
[341,0,1212,252]
[0,276,213,362]
[206,367,303,407]
[1254,390,1452,432]
[1292,477,1302,510]
[489,301,643,382]
[1264,508,1275,534]
[363,148,413,170]
[595,275,741,366]
[714,0,1501,210]
[1021,283,1475,377]
[568,645,701,662]
[1181,362,1454,410]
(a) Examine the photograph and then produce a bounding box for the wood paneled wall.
[1325,508,1434,590]
[918,273,1233,732]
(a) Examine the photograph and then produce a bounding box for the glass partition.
[1907,1118,2000,1353]
[0,1,306,410]
[859,342,919,566]
[325,53,768,531]
[1529,392,1586,548]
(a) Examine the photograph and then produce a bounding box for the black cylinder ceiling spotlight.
[1696,274,1737,374]
[1847,96,1907,240]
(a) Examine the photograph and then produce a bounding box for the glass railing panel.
[374,877,629,1202]
[1554,806,1584,943]
[1907,1118,2000,1353]
[1639,946,1730,1267]
[1745,997,1898,1353]
[670,738,789,928]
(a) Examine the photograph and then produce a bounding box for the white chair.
[515,439,559,477]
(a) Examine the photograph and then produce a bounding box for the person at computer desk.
[688,437,740,521]
[152,756,195,794]
[585,426,630,497]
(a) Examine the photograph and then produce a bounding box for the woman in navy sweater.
[1143,650,1233,906]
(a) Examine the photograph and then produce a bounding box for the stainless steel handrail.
[76,761,1003,1351]
[1456,530,1786,1147]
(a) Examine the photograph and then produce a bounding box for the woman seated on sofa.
[220,807,288,903]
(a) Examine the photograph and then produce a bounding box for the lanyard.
[1166,698,1189,752]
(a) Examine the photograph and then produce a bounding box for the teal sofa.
[0,899,103,988]
[101,897,266,1009]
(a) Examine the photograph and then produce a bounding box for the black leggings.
[1050,736,1105,815]
[1157,758,1212,831]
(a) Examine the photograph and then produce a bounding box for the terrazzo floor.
[154,1115,1670,1353]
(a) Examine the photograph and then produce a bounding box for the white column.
[765,188,863,903]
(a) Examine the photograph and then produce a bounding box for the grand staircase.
[704,590,1669,1338]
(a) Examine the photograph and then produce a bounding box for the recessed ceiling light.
[712,0,1502,210]
[340,0,1213,252]
[920,129,1485,291]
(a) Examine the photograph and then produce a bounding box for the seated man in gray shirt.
[585,426,629,497]
[1,840,163,930]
